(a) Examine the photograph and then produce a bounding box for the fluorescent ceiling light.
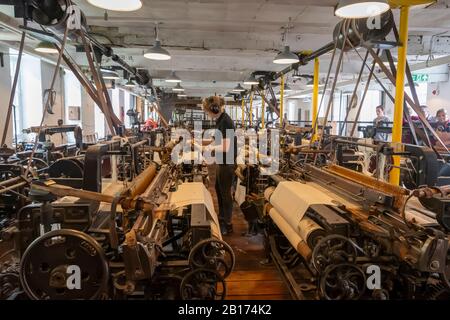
[335,0,390,19]
[87,0,143,12]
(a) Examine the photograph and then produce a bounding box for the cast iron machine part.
[258,158,450,300]
[19,229,109,300]
[4,145,234,300]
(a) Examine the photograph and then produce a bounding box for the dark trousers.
[215,164,235,225]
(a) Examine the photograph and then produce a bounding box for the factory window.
[331,93,342,122]
[109,88,121,118]
[63,70,82,144]
[333,93,348,134]
[405,82,428,112]
[94,103,106,140]
[305,110,310,123]
[359,90,381,123]
[124,91,131,128]
[144,99,150,120]
[64,70,82,126]
[9,48,43,143]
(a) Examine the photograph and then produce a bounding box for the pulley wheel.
[48,159,84,178]
[180,268,226,300]
[20,229,109,300]
[188,238,235,279]
[319,263,366,300]
[312,235,358,273]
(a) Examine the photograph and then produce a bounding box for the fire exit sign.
[411,73,429,83]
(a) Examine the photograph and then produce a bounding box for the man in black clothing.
[201,96,236,235]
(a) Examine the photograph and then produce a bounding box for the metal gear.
[180,268,226,300]
[428,283,450,300]
[312,235,358,273]
[188,238,235,279]
[0,272,21,299]
[319,263,366,300]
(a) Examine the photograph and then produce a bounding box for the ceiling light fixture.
[166,71,182,83]
[35,41,58,54]
[335,0,390,19]
[101,68,120,80]
[87,0,143,12]
[292,70,302,79]
[273,46,299,65]
[124,79,135,87]
[178,93,187,98]
[273,17,299,65]
[232,83,246,92]
[172,83,185,92]
[144,22,171,61]
[243,74,259,86]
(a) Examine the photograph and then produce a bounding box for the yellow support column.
[280,75,285,127]
[241,98,245,128]
[249,92,254,127]
[390,5,410,186]
[312,58,320,142]
[261,93,265,129]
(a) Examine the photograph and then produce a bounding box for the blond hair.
[202,96,225,115]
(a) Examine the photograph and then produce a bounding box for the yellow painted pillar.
[241,98,245,127]
[280,75,285,127]
[249,92,254,127]
[390,5,410,186]
[312,58,320,142]
[261,93,265,129]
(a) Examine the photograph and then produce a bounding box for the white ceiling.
[2,1,450,97]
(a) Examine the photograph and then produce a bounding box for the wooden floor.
[208,168,291,300]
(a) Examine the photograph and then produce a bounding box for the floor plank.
[226,281,289,296]
[207,167,291,300]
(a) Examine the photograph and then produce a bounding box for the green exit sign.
[412,73,429,83]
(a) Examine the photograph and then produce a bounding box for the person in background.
[421,105,432,121]
[436,108,450,132]
[143,118,158,131]
[294,127,303,146]
[373,105,390,141]
[412,105,435,122]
